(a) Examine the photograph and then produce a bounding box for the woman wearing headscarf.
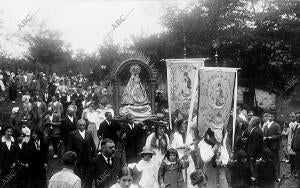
[145,121,170,173]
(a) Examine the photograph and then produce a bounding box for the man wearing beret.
[48,151,81,188]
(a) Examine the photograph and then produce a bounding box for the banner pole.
[232,71,238,152]
[187,67,199,137]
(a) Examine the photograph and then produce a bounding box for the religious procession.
[0,0,299,188]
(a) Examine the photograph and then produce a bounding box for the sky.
[0,0,191,58]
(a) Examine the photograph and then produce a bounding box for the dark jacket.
[61,116,77,140]
[256,159,276,187]
[247,126,264,159]
[122,123,142,164]
[0,138,18,172]
[97,120,121,143]
[87,92,100,104]
[42,92,51,104]
[263,121,282,151]
[27,138,48,188]
[229,160,251,188]
[67,130,96,164]
[85,153,125,188]
[60,95,72,111]
[235,129,249,153]
[16,142,30,165]
[72,93,84,108]
[48,82,57,97]
[27,138,48,169]
[43,113,61,138]
[72,93,84,118]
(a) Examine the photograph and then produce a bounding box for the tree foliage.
[22,27,71,73]
[132,0,300,95]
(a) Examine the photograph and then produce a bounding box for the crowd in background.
[0,69,300,188]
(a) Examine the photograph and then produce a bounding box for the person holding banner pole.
[199,127,229,188]
[171,119,195,188]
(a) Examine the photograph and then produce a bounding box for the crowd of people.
[224,107,300,188]
[0,69,299,188]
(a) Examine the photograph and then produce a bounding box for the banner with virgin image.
[166,59,205,129]
[196,68,238,137]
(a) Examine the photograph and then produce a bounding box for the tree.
[22,27,71,73]
[132,0,300,109]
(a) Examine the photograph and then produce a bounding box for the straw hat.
[140,146,156,155]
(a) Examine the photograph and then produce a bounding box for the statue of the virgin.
[119,64,151,120]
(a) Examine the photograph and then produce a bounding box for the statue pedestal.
[119,105,152,121]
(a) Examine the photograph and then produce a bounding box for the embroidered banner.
[197,68,237,137]
[166,59,205,129]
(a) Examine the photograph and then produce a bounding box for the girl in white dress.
[134,147,159,188]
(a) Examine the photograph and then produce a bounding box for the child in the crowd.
[158,148,189,188]
[134,146,159,188]
[256,148,276,188]
[228,150,251,188]
[110,167,138,188]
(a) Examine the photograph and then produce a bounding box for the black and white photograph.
[0,0,299,187]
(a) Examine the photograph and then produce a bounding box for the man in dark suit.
[43,107,61,159]
[234,120,249,154]
[247,116,264,180]
[61,90,73,118]
[263,112,282,181]
[72,88,84,118]
[121,114,141,164]
[87,87,99,105]
[42,89,51,105]
[61,107,78,150]
[67,119,96,182]
[48,80,57,97]
[86,138,125,188]
[97,112,121,144]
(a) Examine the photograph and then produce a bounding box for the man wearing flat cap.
[48,151,81,188]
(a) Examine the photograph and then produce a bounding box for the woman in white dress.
[81,101,99,147]
[171,119,195,188]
